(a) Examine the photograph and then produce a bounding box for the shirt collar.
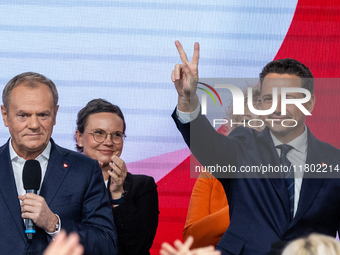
[9,138,51,162]
[270,125,308,153]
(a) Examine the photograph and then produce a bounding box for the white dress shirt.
[10,140,50,197]
[177,105,308,217]
[9,139,60,236]
[270,128,307,216]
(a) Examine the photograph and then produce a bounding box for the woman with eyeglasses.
[75,99,159,255]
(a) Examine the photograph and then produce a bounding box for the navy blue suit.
[0,139,118,255]
[173,110,340,255]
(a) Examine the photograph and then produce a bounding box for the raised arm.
[172,41,200,112]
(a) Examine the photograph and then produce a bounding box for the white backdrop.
[0,0,297,180]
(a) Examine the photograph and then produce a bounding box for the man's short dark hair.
[76,98,126,152]
[2,72,59,109]
[259,58,314,94]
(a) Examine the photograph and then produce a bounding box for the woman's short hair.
[282,234,340,255]
[76,98,126,152]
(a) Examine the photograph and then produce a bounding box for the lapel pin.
[63,163,69,168]
[322,162,326,167]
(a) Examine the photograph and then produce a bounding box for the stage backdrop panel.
[1,1,340,254]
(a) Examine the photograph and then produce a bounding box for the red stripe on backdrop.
[150,156,196,254]
[151,128,227,254]
[274,0,340,148]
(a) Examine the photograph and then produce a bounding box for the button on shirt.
[10,140,60,236]
[177,105,308,217]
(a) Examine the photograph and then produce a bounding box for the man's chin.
[23,142,47,152]
[266,124,290,136]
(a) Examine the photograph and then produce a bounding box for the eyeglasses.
[85,130,126,144]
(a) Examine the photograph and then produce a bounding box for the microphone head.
[23,159,42,190]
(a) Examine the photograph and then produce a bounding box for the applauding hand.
[160,236,221,255]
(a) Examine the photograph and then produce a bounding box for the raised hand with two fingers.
[171,41,200,112]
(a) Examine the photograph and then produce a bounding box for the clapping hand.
[160,236,221,255]
[43,230,84,255]
[108,155,127,199]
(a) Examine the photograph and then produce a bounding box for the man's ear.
[1,105,9,127]
[53,105,59,125]
[303,94,316,114]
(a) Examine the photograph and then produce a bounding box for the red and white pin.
[63,163,69,168]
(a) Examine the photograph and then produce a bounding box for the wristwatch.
[54,214,60,232]
[55,222,60,232]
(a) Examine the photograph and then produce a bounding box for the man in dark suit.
[171,41,340,254]
[0,72,118,254]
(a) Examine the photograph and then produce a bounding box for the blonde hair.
[282,234,340,255]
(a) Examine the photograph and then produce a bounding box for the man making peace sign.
[171,41,340,255]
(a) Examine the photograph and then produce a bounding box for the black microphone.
[22,159,42,241]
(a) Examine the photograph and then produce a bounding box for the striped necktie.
[276,144,294,219]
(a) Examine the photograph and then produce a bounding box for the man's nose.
[28,115,39,129]
[274,96,281,114]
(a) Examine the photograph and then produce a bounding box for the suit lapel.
[289,130,328,227]
[40,139,70,205]
[0,141,27,243]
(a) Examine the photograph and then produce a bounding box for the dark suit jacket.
[109,172,159,255]
[0,139,118,255]
[172,110,340,255]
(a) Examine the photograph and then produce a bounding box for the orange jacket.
[183,171,230,248]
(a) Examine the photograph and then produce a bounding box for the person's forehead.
[8,82,54,108]
[13,82,51,95]
[86,112,124,129]
[262,73,302,92]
